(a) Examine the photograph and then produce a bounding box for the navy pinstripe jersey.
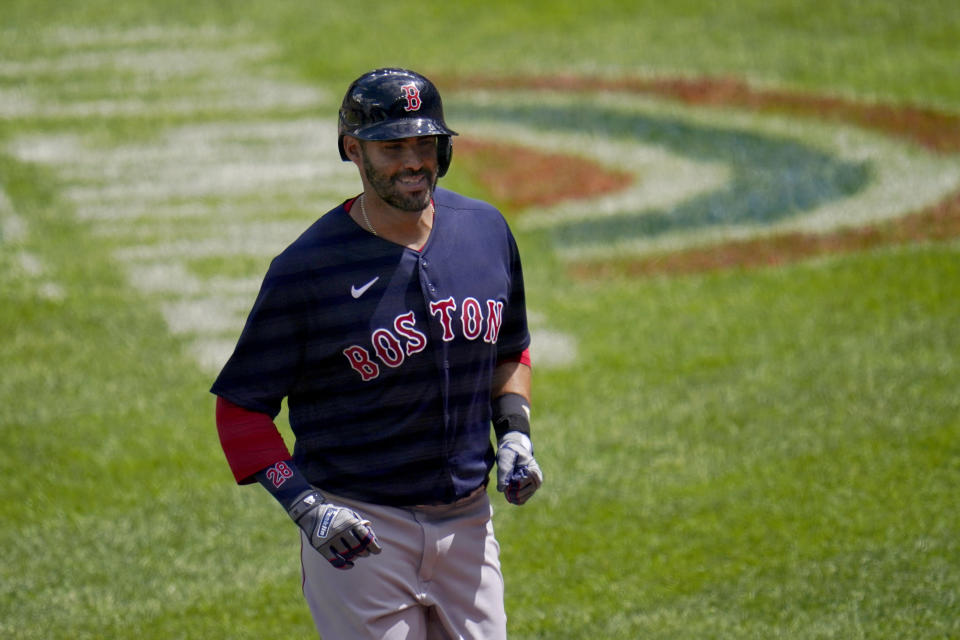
[210,187,530,506]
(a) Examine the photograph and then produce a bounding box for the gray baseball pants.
[300,486,508,639]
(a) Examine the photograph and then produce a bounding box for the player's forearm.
[255,459,314,509]
[491,359,532,441]
[491,359,531,402]
[215,396,291,484]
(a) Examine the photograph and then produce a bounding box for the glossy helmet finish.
[338,68,458,177]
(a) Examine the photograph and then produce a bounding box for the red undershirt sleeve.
[497,347,532,368]
[215,396,291,485]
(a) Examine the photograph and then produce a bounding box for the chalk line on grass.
[0,189,27,243]
[0,185,66,301]
[4,25,579,372]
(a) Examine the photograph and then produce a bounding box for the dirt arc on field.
[447,73,960,277]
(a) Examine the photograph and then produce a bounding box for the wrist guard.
[492,393,531,440]
[287,490,325,523]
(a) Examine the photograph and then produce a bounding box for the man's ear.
[342,136,363,164]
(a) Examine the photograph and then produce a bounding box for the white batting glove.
[287,491,382,569]
[496,431,543,505]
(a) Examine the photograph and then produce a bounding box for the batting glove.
[287,491,382,569]
[496,431,543,505]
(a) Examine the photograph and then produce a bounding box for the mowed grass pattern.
[3,26,355,374]
[2,4,959,639]
[505,249,960,637]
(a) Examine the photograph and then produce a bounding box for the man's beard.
[362,153,437,212]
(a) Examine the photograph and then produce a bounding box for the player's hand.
[287,491,382,569]
[496,431,543,505]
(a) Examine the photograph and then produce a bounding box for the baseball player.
[211,68,543,639]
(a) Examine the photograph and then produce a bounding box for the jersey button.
[421,259,430,269]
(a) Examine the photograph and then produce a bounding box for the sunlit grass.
[1,2,959,638]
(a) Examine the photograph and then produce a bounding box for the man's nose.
[398,144,430,169]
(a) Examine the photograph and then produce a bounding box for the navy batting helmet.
[338,68,458,177]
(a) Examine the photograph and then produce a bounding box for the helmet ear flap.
[437,136,453,178]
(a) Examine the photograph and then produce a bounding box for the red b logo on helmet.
[400,84,422,112]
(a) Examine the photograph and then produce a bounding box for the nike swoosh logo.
[351,277,379,299]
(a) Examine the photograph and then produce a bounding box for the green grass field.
[2,1,959,638]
